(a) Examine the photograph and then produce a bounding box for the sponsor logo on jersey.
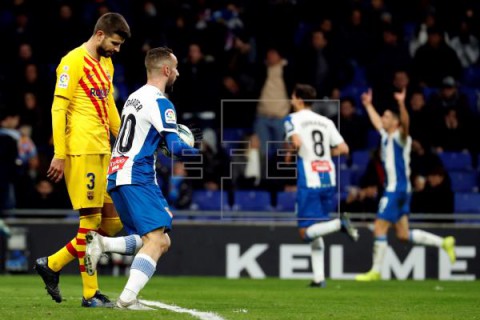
[108,156,129,174]
[58,73,69,89]
[89,88,109,99]
[311,160,332,172]
[165,109,176,124]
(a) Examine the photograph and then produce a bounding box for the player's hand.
[361,89,373,107]
[47,158,65,183]
[394,89,406,104]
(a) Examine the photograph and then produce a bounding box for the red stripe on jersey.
[79,79,109,137]
[78,227,92,234]
[79,265,86,272]
[66,242,77,256]
[84,57,110,120]
[76,239,86,246]
[77,251,86,259]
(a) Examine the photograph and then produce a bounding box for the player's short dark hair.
[293,84,317,106]
[145,47,174,70]
[384,107,400,119]
[94,12,131,39]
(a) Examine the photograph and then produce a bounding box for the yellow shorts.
[64,154,112,210]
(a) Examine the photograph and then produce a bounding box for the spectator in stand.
[411,165,453,214]
[428,76,472,124]
[374,70,412,115]
[412,26,462,87]
[408,90,433,148]
[295,29,336,98]
[0,108,20,210]
[341,184,379,215]
[449,19,479,68]
[254,47,293,158]
[173,43,220,121]
[338,97,368,151]
[368,25,411,95]
[26,179,69,210]
[431,107,472,153]
[409,10,449,57]
[340,7,373,66]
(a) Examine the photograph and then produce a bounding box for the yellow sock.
[77,213,101,299]
[47,239,77,272]
[98,217,123,236]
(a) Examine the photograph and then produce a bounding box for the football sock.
[371,235,388,273]
[120,253,156,303]
[47,240,77,272]
[103,234,143,255]
[305,219,341,240]
[310,237,325,283]
[98,217,123,237]
[409,229,443,247]
[78,213,102,299]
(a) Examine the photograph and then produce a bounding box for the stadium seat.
[423,87,439,101]
[366,129,380,149]
[276,191,296,212]
[454,193,480,213]
[338,169,353,193]
[351,150,371,172]
[221,128,251,156]
[233,190,272,211]
[449,171,478,193]
[333,155,348,170]
[438,152,472,171]
[191,190,229,211]
[459,86,479,114]
[462,65,480,87]
[340,84,369,111]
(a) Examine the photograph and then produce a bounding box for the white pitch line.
[140,299,226,320]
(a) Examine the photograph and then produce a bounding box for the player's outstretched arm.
[394,89,409,140]
[361,89,383,131]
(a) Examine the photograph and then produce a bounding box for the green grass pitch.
[0,275,479,320]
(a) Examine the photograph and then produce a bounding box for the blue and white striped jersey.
[284,109,344,189]
[107,84,177,189]
[379,128,412,193]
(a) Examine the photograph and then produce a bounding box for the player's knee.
[159,234,171,253]
[396,231,409,242]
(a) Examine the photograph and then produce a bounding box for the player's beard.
[165,77,176,94]
[97,44,114,58]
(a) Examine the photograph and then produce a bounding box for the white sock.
[120,253,157,303]
[310,237,325,283]
[371,236,388,273]
[103,234,142,254]
[409,229,443,247]
[305,219,341,240]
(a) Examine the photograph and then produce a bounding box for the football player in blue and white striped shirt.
[85,47,200,309]
[356,88,456,281]
[285,84,359,287]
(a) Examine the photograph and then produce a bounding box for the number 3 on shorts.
[86,173,95,190]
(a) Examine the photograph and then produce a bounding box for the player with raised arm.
[285,84,359,287]
[85,47,200,310]
[356,88,456,281]
[34,13,130,306]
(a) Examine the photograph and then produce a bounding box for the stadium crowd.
[1,0,480,215]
